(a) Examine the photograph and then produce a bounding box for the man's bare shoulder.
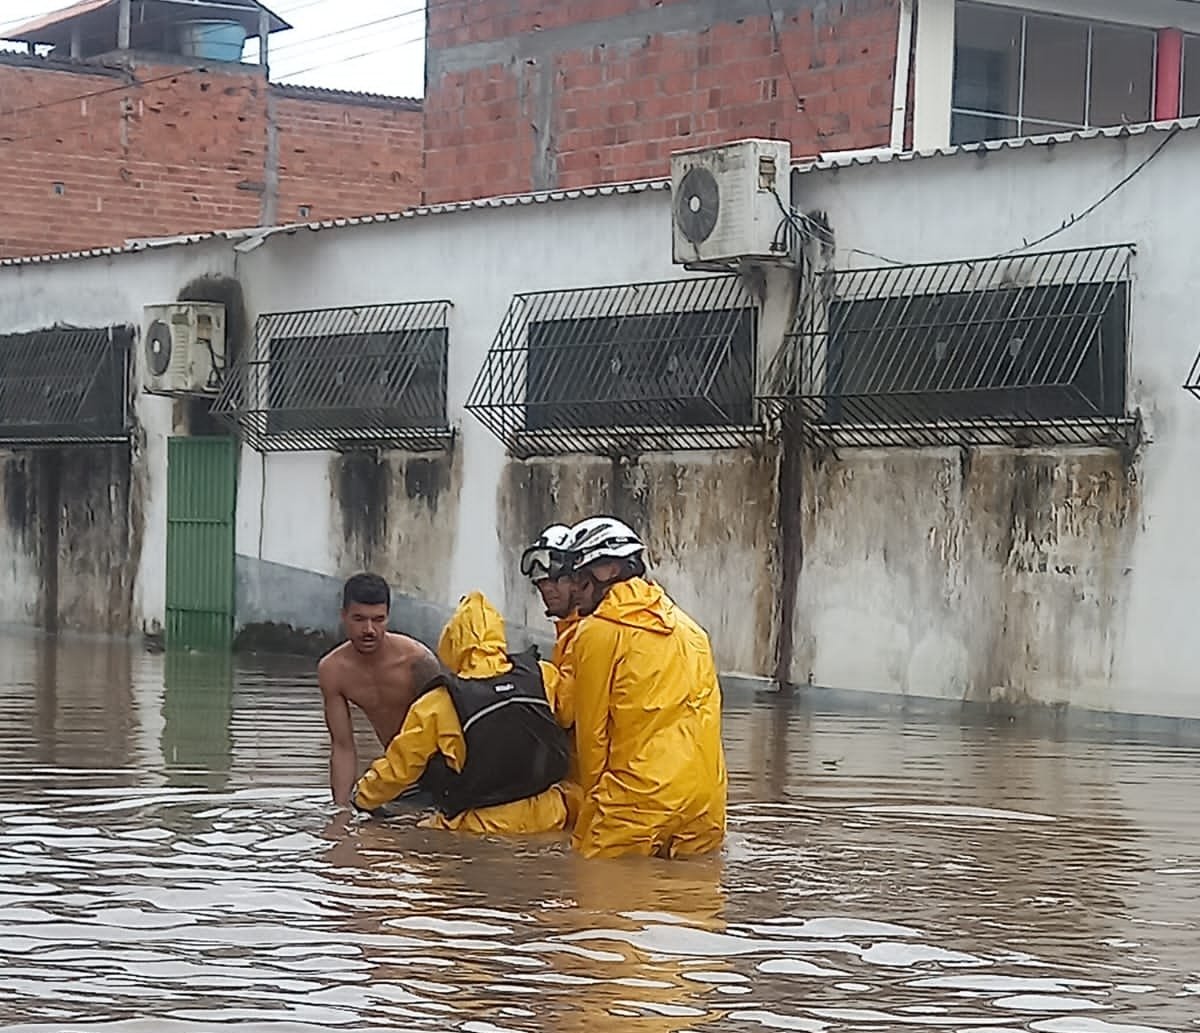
[317,642,355,691]
[384,633,436,661]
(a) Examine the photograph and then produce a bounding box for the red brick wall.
[0,56,424,260]
[273,87,423,224]
[424,0,902,204]
[0,59,267,258]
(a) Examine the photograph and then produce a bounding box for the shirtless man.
[317,573,442,806]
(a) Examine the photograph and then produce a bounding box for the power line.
[833,127,1183,267]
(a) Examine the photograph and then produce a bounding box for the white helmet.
[567,516,646,572]
[520,523,574,582]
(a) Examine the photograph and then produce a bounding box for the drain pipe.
[890,0,915,151]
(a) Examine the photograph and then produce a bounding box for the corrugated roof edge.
[6,120,1193,270]
[0,180,672,269]
[801,116,1200,171]
[269,82,422,111]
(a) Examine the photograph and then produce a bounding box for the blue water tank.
[177,20,248,63]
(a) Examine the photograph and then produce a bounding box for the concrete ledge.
[234,555,553,659]
[734,679,1200,747]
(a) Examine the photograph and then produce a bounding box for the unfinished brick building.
[0,0,422,260]
[422,0,905,204]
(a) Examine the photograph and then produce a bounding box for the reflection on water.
[1,631,1199,1032]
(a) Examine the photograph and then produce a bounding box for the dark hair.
[342,573,390,611]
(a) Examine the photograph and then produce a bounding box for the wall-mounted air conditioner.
[671,138,793,266]
[141,302,227,395]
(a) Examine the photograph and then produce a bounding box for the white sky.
[0,0,428,98]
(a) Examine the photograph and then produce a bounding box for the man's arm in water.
[318,658,357,807]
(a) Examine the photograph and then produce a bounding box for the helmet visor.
[520,546,569,581]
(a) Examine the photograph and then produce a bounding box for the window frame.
[950,0,1160,145]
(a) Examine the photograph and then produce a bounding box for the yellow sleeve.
[352,689,465,811]
[569,620,619,796]
[539,660,574,729]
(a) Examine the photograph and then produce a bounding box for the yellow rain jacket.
[568,577,728,860]
[353,592,577,835]
[552,614,582,674]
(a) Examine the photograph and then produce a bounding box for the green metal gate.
[165,436,238,650]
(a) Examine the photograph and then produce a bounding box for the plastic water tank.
[177,20,248,62]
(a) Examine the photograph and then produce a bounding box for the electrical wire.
[762,0,826,144]
[839,126,1182,266]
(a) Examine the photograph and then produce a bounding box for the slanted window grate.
[0,326,132,445]
[761,244,1135,449]
[213,301,452,453]
[466,276,762,457]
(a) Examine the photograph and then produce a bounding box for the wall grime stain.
[175,275,249,437]
[333,446,462,604]
[635,449,779,677]
[55,445,138,633]
[497,457,612,630]
[334,451,390,572]
[794,444,1142,711]
[3,454,33,539]
[381,447,462,602]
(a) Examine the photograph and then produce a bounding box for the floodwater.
[1,632,1198,1033]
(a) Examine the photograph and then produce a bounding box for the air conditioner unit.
[141,302,227,395]
[671,138,792,266]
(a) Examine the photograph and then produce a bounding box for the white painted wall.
[0,242,238,633]
[800,127,1200,718]
[2,126,1200,720]
[234,191,688,613]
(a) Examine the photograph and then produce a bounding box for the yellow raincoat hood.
[590,578,677,634]
[437,592,513,679]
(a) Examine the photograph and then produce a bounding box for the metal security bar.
[213,301,452,452]
[466,277,762,457]
[0,326,132,445]
[762,245,1136,449]
[1185,348,1200,403]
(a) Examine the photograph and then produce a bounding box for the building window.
[466,277,763,457]
[0,326,131,444]
[524,308,756,433]
[952,2,1156,145]
[825,281,1127,425]
[265,329,448,438]
[212,301,452,453]
[1183,35,1200,116]
[767,245,1135,449]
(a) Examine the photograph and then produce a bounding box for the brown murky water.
[1,630,1198,1032]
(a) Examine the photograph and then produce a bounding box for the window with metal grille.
[265,329,448,436]
[467,277,762,457]
[762,245,1134,449]
[0,326,131,444]
[952,2,1156,145]
[212,301,451,453]
[525,308,756,431]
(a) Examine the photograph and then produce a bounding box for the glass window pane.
[953,3,1021,117]
[1023,15,1088,126]
[1184,35,1200,118]
[1089,24,1154,127]
[951,111,1018,145]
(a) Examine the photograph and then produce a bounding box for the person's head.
[563,516,647,616]
[520,524,576,620]
[341,573,390,655]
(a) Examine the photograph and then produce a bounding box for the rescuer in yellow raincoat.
[559,516,728,860]
[520,524,583,674]
[352,591,578,836]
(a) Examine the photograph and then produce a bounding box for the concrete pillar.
[259,8,270,72]
[117,0,131,50]
[70,25,82,59]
